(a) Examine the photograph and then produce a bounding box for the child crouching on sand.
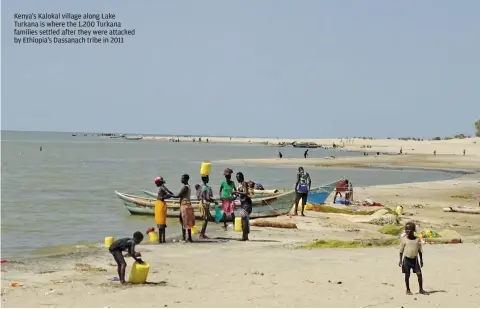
[109,231,144,284]
[399,222,427,295]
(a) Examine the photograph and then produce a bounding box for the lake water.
[1,131,457,258]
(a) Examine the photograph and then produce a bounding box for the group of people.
[152,168,253,244]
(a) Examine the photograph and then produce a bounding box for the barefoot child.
[109,231,144,284]
[399,222,427,295]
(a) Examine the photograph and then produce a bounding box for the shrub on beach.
[379,224,403,236]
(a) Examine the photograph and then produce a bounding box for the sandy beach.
[2,137,480,308]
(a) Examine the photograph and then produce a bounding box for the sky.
[1,0,479,138]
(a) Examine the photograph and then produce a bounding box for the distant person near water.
[236,172,252,241]
[219,168,237,231]
[171,174,195,242]
[304,149,308,158]
[278,151,283,158]
[293,167,311,216]
[40,146,42,151]
[109,231,144,284]
[399,221,427,295]
[154,176,174,244]
[199,175,215,239]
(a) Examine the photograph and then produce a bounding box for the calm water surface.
[1,131,456,258]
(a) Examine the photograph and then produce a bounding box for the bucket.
[200,162,211,176]
[128,261,150,284]
[148,231,159,242]
[104,236,114,248]
[395,205,403,216]
[234,217,242,232]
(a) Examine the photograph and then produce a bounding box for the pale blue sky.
[1,0,479,138]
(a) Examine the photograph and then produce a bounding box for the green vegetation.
[379,224,403,236]
[475,120,480,137]
[303,239,400,249]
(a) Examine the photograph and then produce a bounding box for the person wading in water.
[171,174,195,242]
[199,175,215,239]
[154,176,174,244]
[293,167,311,216]
[219,168,237,231]
[236,172,252,241]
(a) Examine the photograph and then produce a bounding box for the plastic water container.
[396,205,403,216]
[129,262,150,284]
[191,226,199,235]
[148,231,159,242]
[234,217,242,232]
[104,237,114,248]
[214,204,223,223]
[200,162,211,176]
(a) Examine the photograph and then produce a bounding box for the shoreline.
[3,137,480,307]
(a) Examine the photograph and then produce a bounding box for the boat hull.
[142,189,282,200]
[115,180,341,221]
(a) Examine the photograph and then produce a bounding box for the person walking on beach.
[293,167,311,216]
[171,174,195,242]
[154,176,174,244]
[304,149,309,158]
[236,172,253,241]
[199,175,215,239]
[219,168,237,230]
[399,221,427,295]
[278,151,283,158]
[463,149,466,156]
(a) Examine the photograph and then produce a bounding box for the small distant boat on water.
[114,179,341,221]
[123,135,143,140]
[292,142,320,148]
[72,134,77,136]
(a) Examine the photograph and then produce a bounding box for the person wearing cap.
[219,168,237,230]
[154,176,174,244]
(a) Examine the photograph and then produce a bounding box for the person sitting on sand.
[399,221,427,295]
[293,167,311,216]
[171,174,195,242]
[109,231,144,284]
[219,168,237,230]
[154,176,174,244]
[199,175,215,239]
[236,172,253,241]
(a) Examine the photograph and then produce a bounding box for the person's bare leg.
[405,273,412,295]
[417,274,428,294]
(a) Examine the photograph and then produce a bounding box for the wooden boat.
[292,142,320,148]
[115,179,341,221]
[442,206,480,214]
[124,135,143,140]
[142,188,282,199]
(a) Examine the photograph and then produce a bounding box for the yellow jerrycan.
[104,237,114,248]
[234,217,242,232]
[148,231,159,242]
[129,261,150,284]
[200,162,211,176]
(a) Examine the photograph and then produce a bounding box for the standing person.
[278,151,283,158]
[154,176,174,244]
[109,231,144,284]
[463,149,466,156]
[304,149,309,158]
[199,175,215,239]
[345,180,354,204]
[293,167,311,216]
[399,222,427,295]
[236,172,252,241]
[219,168,237,230]
[171,174,195,242]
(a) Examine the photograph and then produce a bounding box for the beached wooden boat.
[115,179,341,221]
[142,188,282,199]
[442,206,480,214]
